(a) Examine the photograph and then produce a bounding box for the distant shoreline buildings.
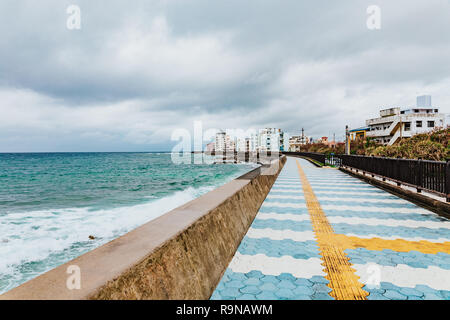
[212,128,289,153]
[209,128,332,153]
[206,95,447,152]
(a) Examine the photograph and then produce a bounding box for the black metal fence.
[284,152,325,165]
[325,154,341,167]
[282,152,341,167]
[339,155,449,200]
[282,151,449,201]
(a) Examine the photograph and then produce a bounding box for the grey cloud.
[0,0,449,151]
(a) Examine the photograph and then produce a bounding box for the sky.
[0,0,449,152]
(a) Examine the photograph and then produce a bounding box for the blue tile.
[415,284,439,293]
[245,270,264,279]
[333,223,450,241]
[293,294,312,300]
[225,280,245,288]
[261,275,280,284]
[216,282,226,291]
[295,278,313,287]
[310,276,329,284]
[278,280,296,289]
[380,282,399,290]
[277,273,296,281]
[408,262,428,269]
[312,283,332,293]
[229,272,248,281]
[423,292,444,300]
[383,290,407,300]
[256,291,278,300]
[363,285,385,294]
[220,287,241,298]
[312,293,334,300]
[240,286,261,295]
[399,287,423,297]
[275,288,294,299]
[237,294,257,300]
[210,291,222,300]
[367,293,387,300]
[244,278,262,286]
[440,291,450,300]
[259,282,277,292]
[293,286,314,296]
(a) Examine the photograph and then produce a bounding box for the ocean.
[0,152,257,294]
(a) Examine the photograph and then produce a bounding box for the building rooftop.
[349,126,369,132]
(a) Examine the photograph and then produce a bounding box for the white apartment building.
[236,137,251,152]
[366,96,445,145]
[213,128,289,152]
[214,131,226,152]
[256,128,288,152]
[288,135,310,152]
[214,131,235,152]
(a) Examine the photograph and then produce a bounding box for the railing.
[283,152,325,165]
[282,152,341,167]
[340,155,449,201]
[204,151,281,164]
[325,154,341,167]
[282,151,449,201]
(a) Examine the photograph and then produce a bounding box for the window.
[404,122,411,131]
[428,121,434,128]
[416,121,422,128]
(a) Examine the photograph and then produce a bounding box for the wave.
[0,184,217,294]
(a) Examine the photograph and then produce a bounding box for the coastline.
[0,153,258,295]
[0,156,286,299]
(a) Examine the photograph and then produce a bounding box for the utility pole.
[333,133,336,148]
[345,125,350,155]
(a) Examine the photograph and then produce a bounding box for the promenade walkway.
[211,156,450,300]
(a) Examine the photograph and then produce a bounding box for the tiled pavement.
[211,157,450,300]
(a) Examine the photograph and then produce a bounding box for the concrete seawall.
[1,156,286,300]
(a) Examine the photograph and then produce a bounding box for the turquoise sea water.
[0,152,256,294]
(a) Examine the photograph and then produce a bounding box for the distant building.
[236,137,251,152]
[257,128,288,152]
[214,131,235,152]
[366,96,445,145]
[349,126,370,141]
[214,131,227,152]
[288,135,310,151]
[249,133,258,152]
[317,136,337,148]
[206,142,215,152]
[211,128,295,153]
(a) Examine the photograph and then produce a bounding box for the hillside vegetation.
[299,127,449,161]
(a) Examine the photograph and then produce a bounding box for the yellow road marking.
[333,234,450,255]
[296,159,369,300]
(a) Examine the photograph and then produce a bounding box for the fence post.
[446,160,450,202]
[417,158,422,193]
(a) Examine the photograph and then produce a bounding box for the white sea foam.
[0,184,218,293]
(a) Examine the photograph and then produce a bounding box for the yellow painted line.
[296,160,369,300]
[333,234,450,255]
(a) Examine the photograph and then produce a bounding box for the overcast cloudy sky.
[1,0,449,152]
